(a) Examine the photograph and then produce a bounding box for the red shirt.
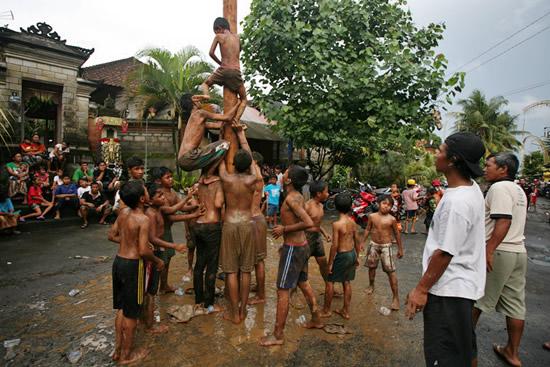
[28,186,43,205]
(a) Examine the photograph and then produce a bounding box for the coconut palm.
[129,46,219,172]
[0,107,14,148]
[453,90,522,153]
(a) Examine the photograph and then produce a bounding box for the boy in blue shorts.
[263,175,280,228]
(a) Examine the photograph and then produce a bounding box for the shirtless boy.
[247,150,268,305]
[320,193,361,320]
[144,183,203,332]
[157,167,199,292]
[201,17,247,126]
[192,161,225,312]
[218,130,259,324]
[305,180,331,279]
[260,165,323,347]
[364,195,404,310]
[177,94,238,172]
[108,181,164,365]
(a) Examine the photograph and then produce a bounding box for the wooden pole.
[223,0,238,173]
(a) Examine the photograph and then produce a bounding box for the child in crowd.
[77,178,91,199]
[53,175,79,220]
[423,188,438,233]
[79,182,112,228]
[529,185,539,212]
[263,175,280,228]
[320,193,361,320]
[52,168,64,189]
[363,195,404,311]
[20,177,54,221]
[305,180,331,279]
[0,187,20,235]
[108,181,164,365]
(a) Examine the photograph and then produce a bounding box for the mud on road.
[1,203,549,366]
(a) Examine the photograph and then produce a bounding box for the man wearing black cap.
[405,132,486,367]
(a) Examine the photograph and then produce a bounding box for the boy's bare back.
[214,32,241,70]
[180,111,209,155]
[110,208,150,259]
[332,216,357,253]
[368,212,397,244]
[145,207,165,246]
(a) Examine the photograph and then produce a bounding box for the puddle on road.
[1,225,425,366]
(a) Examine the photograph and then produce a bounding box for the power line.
[451,8,550,73]
[465,24,550,73]
[503,79,550,97]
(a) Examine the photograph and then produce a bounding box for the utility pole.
[223,0,238,173]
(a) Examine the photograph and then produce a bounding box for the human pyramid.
[107,17,404,365]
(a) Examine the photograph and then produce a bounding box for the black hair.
[288,165,308,192]
[179,93,194,115]
[487,152,519,179]
[126,156,144,169]
[120,181,145,209]
[268,175,277,181]
[91,181,100,187]
[62,175,70,179]
[80,161,88,166]
[309,180,327,197]
[149,167,162,182]
[234,149,252,173]
[159,166,172,177]
[377,194,394,206]
[252,151,264,166]
[147,182,162,199]
[213,17,230,31]
[335,192,352,213]
[98,161,106,165]
[427,187,437,195]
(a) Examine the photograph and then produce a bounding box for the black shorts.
[112,256,145,319]
[423,294,476,367]
[146,251,162,296]
[276,244,309,289]
[305,231,325,258]
[406,210,417,219]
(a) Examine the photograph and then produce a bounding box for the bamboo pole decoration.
[223,0,239,173]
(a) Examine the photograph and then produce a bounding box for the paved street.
[1,201,549,366]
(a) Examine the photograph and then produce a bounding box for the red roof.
[82,57,143,88]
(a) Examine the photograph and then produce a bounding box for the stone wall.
[120,123,177,168]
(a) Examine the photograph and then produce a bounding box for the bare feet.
[259,334,284,347]
[223,311,241,325]
[319,310,332,318]
[303,319,325,329]
[146,324,169,334]
[334,309,350,320]
[247,296,266,305]
[119,348,149,365]
[391,298,400,311]
[160,284,177,294]
[366,286,374,295]
[493,344,522,367]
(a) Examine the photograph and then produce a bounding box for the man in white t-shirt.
[473,152,527,367]
[406,132,486,367]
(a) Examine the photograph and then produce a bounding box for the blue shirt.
[264,184,281,206]
[0,198,14,213]
[55,183,78,196]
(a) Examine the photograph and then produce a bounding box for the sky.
[2,0,549,155]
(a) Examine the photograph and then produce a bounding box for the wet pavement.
[1,200,549,366]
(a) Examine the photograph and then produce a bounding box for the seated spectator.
[52,168,64,190]
[6,153,29,204]
[72,162,93,183]
[79,182,112,228]
[19,177,54,222]
[34,165,52,200]
[93,161,118,191]
[0,186,20,235]
[20,134,46,166]
[48,143,66,173]
[53,175,79,220]
[77,178,91,198]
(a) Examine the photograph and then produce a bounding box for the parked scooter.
[350,182,378,228]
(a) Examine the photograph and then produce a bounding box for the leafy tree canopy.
[522,150,544,178]
[242,0,463,177]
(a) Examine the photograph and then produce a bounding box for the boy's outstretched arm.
[392,218,404,258]
[209,36,222,65]
[168,205,206,223]
[138,218,165,270]
[327,223,339,274]
[202,101,238,122]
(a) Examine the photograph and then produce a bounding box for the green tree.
[242,0,463,179]
[453,90,521,153]
[522,151,544,178]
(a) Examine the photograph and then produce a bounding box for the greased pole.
[223,0,238,173]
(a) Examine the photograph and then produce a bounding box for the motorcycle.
[350,182,378,228]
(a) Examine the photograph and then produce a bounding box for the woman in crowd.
[6,153,29,204]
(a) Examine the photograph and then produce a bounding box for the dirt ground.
[1,201,549,366]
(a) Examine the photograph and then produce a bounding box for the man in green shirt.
[72,162,93,183]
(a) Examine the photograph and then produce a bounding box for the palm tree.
[0,107,14,148]
[129,46,218,171]
[453,90,522,153]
